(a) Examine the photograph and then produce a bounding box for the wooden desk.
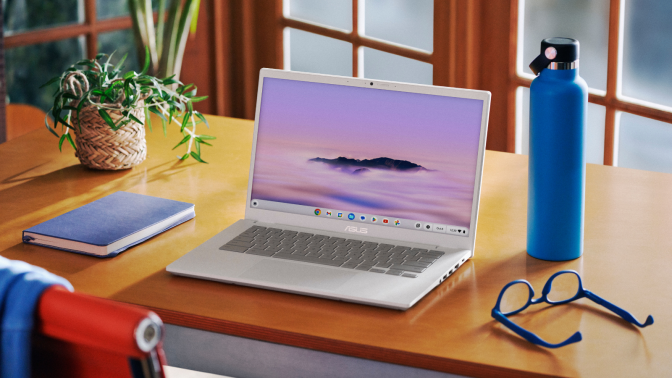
[1,116,670,378]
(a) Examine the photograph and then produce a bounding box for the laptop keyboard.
[219,226,445,278]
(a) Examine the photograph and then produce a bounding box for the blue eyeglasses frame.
[491,270,654,348]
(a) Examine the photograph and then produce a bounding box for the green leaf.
[162,78,178,85]
[91,89,104,96]
[75,59,92,66]
[177,83,194,94]
[65,133,77,151]
[195,139,201,155]
[58,134,66,151]
[190,151,207,163]
[190,0,201,34]
[162,117,167,136]
[62,93,79,100]
[172,134,191,150]
[58,117,72,128]
[44,114,60,138]
[140,46,151,75]
[98,108,117,129]
[190,95,207,103]
[115,53,128,72]
[194,111,209,128]
[95,53,106,60]
[123,71,136,80]
[129,113,144,125]
[197,134,216,140]
[180,111,191,132]
[179,153,189,160]
[148,106,167,121]
[145,107,152,132]
[40,76,61,89]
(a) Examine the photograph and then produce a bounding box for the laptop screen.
[250,77,484,237]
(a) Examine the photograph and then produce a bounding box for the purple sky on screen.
[251,77,484,227]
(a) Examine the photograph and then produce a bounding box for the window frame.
[275,0,481,90]
[3,0,134,60]
[508,0,672,165]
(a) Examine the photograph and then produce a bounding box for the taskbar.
[250,199,469,237]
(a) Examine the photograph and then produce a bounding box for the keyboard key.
[402,261,432,268]
[232,236,254,242]
[370,268,386,273]
[355,265,372,271]
[426,250,445,257]
[220,245,248,253]
[401,273,417,278]
[390,264,426,273]
[375,262,393,269]
[226,241,254,248]
[386,269,403,276]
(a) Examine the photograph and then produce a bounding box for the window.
[281,0,434,85]
[511,0,672,174]
[3,0,141,112]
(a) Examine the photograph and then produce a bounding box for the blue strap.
[0,257,73,378]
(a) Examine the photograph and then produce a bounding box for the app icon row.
[314,209,401,226]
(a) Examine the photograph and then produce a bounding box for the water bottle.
[527,37,587,261]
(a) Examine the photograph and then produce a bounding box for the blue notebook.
[22,192,195,257]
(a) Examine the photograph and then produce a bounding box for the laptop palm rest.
[240,260,356,291]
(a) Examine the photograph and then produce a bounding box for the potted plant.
[41,49,213,170]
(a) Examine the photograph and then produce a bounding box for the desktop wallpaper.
[250,77,484,227]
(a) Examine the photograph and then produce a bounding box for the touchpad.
[239,260,356,291]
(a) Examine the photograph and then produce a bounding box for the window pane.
[617,113,672,174]
[97,0,129,19]
[362,48,432,85]
[97,0,159,20]
[521,0,609,91]
[3,0,82,35]
[518,86,605,164]
[98,29,141,73]
[5,37,86,112]
[287,0,351,31]
[286,28,352,77]
[362,0,433,52]
[622,0,672,107]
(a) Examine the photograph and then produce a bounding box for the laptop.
[167,68,491,310]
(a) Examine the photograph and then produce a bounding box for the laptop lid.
[245,69,490,255]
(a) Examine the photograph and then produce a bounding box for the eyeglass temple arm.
[584,291,654,328]
[491,310,582,349]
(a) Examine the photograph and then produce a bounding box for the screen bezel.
[245,69,490,255]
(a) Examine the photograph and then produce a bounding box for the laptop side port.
[454,263,460,269]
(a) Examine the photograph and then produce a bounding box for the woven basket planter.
[71,104,147,170]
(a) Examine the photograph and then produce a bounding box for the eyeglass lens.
[547,272,581,302]
[500,282,531,313]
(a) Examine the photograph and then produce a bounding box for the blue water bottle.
[527,37,587,261]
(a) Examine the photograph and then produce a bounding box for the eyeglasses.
[491,270,654,348]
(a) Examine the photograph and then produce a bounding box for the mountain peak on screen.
[309,157,428,172]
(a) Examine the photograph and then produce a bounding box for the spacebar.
[273,253,345,267]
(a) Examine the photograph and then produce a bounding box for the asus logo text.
[345,226,368,234]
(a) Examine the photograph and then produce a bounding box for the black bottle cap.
[529,37,580,75]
